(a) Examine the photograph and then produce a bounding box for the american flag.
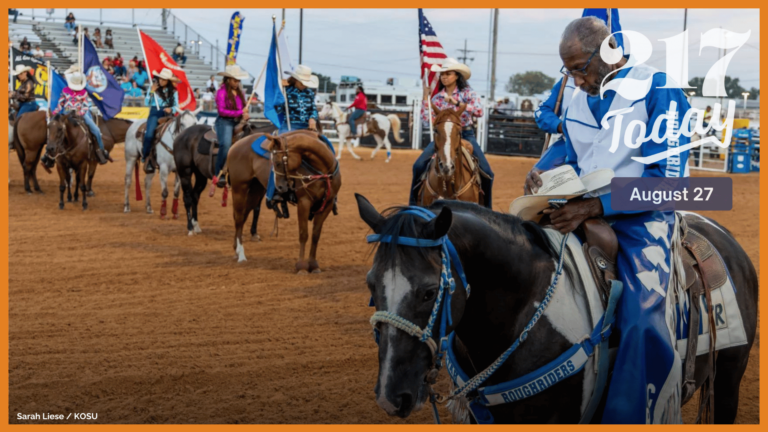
[419,9,447,97]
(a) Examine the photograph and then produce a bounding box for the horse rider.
[212,64,250,189]
[524,17,691,423]
[10,65,38,120]
[533,76,577,171]
[345,85,367,139]
[49,66,110,165]
[409,57,494,208]
[267,64,336,212]
[142,68,179,174]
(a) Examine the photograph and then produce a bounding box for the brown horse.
[45,113,95,210]
[10,110,47,194]
[84,116,133,196]
[227,130,341,273]
[419,106,482,206]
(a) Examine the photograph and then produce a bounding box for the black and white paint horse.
[356,195,757,423]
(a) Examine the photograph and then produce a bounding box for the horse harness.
[424,118,481,202]
[271,143,340,215]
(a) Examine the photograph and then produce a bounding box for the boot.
[216,175,227,188]
[96,148,108,165]
[143,157,155,174]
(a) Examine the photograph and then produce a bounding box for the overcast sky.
[33,8,760,94]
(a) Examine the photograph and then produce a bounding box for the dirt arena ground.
[8,146,759,424]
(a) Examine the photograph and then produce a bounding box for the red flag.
[418,9,447,96]
[137,29,196,111]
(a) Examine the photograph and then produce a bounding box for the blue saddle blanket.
[250,135,271,160]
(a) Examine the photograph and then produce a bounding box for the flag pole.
[540,75,568,157]
[78,24,83,74]
[46,61,52,123]
[273,16,291,131]
[9,43,14,92]
[423,68,434,143]
[607,8,612,34]
[245,21,285,111]
[136,27,159,110]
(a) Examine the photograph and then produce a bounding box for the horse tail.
[388,114,403,143]
[11,117,25,161]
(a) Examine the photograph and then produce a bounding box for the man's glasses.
[560,47,599,78]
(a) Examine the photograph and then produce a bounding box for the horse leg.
[22,162,32,194]
[231,181,250,262]
[307,204,334,273]
[180,171,196,235]
[347,137,362,160]
[144,169,155,214]
[248,181,265,241]
[56,164,67,210]
[383,136,392,163]
[31,149,44,193]
[86,162,97,197]
[79,166,88,211]
[172,173,181,220]
[190,171,207,233]
[371,135,382,160]
[712,347,752,423]
[335,129,344,160]
[295,198,312,274]
[72,169,79,202]
[124,156,134,213]
[159,164,170,220]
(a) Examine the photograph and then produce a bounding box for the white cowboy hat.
[430,57,471,80]
[153,68,180,82]
[12,65,33,76]
[217,64,249,81]
[66,71,86,91]
[508,166,614,222]
[287,65,319,89]
[64,65,80,74]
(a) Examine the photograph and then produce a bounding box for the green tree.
[748,87,759,100]
[315,73,337,93]
[687,76,749,98]
[505,71,556,96]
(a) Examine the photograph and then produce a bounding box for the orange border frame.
[2,4,764,428]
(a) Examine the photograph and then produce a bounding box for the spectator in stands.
[32,45,44,59]
[65,12,76,32]
[72,27,79,45]
[200,88,215,111]
[102,57,114,76]
[92,28,103,49]
[9,8,19,24]
[112,53,125,77]
[497,97,516,115]
[126,80,143,98]
[132,66,149,90]
[104,29,114,50]
[19,37,31,54]
[206,75,217,93]
[126,61,136,81]
[172,43,187,66]
[119,76,132,92]
[193,88,201,100]
[11,65,38,120]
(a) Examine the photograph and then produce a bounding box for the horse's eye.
[423,289,437,302]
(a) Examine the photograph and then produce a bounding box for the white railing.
[688,138,729,173]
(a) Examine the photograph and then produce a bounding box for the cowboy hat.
[508,166,614,222]
[287,65,319,89]
[66,71,87,91]
[430,57,471,80]
[217,64,249,81]
[12,65,33,76]
[64,65,80,74]
[153,68,180,82]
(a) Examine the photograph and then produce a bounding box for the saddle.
[576,215,724,422]
[200,121,251,154]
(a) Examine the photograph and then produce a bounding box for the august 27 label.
[610,177,733,211]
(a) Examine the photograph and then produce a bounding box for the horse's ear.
[355,193,385,233]
[428,206,453,240]
[431,103,441,116]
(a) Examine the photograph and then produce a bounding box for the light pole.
[742,92,750,110]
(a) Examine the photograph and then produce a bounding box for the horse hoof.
[297,269,309,275]
[26,191,32,195]
[188,231,195,236]
[59,203,64,210]
[124,206,131,213]
[252,235,261,242]
[385,159,391,163]
[311,268,322,274]
[87,191,95,197]
[146,208,153,214]
[35,189,44,194]
[82,205,88,211]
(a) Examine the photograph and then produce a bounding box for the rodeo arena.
[7,7,760,425]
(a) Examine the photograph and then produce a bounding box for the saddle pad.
[250,135,270,160]
[198,136,214,156]
[674,250,748,359]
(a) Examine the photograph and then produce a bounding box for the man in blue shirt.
[525,17,690,424]
[132,68,149,89]
[534,77,576,171]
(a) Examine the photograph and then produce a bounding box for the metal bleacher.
[12,17,218,91]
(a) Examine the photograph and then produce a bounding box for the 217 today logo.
[598,28,750,164]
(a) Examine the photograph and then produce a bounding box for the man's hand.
[524,168,543,195]
[557,123,563,134]
[151,83,158,92]
[163,108,172,114]
[545,198,603,234]
[241,112,250,121]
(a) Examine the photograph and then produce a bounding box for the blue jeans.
[16,101,38,119]
[142,107,170,159]
[81,111,105,152]
[348,109,365,135]
[172,53,187,65]
[113,66,126,77]
[409,129,494,208]
[64,21,75,31]
[214,116,238,176]
[267,125,336,201]
[10,9,19,23]
[602,211,680,424]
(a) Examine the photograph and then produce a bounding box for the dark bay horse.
[419,107,481,206]
[10,110,47,194]
[173,122,270,236]
[227,130,341,272]
[355,196,757,423]
[45,113,96,210]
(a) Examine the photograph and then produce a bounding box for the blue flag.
[582,9,623,50]
[48,67,67,109]
[82,36,124,119]
[264,22,285,128]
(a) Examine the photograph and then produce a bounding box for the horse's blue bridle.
[366,207,469,356]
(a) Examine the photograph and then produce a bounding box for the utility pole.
[162,9,168,30]
[282,9,285,21]
[456,39,475,65]
[490,8,499,102]
[299,9,304,64]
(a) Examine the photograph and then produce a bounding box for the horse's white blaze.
[236,238,246,262]
[376,266,413,414]
[443,122,454,168]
